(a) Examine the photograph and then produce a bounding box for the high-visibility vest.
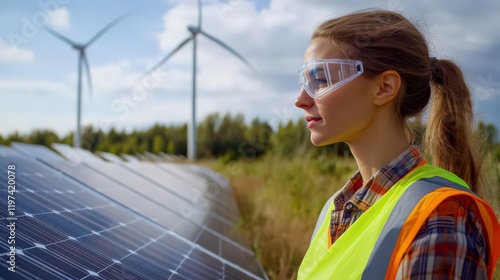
[298,161,500,279]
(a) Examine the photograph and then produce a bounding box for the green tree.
[79,125,105,152]
[219,113,246,160]
[152,135,165,154]
[271,119,312,157]
[61,132,73,146]
[167,124,187,156]
[197,113,221,158]
[240,117,273,159]
[6,131,23,145]
[166,140,175,154]
[477,120,498,148]
[197,113,247,160]
[122,131,139,155]
[27,129,60,147]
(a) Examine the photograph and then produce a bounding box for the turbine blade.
[82,52,93,97]
[45,28,76,46]
[197,0,202,28]
[199,30,256,72]
[85,13,129,47]
[144,37,192,77]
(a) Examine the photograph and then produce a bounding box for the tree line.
[1,113,499,162]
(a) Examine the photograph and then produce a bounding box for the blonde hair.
[312,10,484,193]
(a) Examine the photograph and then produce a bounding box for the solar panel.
[142,151,166,162]
[52,144,242,225]
[95,151,124,163]
[1,143,267,279]
[50,144,244,235]
[120,153,140,162]
[158,152,183,162]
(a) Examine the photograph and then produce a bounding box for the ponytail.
[424,58,483,193]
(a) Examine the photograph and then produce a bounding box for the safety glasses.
[298,59,364,98]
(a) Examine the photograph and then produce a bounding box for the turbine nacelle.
[73,44,85,51]
[187,25,201,34]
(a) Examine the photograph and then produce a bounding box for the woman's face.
[295,37,379,146]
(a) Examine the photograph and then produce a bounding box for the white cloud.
[83,59,192,94]
[90,60,139,91]
[0,40,34,63]
[0,80,68,94]
[47,7,70,29]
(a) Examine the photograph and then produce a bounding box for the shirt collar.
[333,145,424,211]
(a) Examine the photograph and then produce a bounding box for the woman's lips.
[305,115,322,128]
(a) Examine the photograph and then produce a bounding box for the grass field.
[201,153,500,280]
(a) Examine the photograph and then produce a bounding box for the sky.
[1,0,500,138]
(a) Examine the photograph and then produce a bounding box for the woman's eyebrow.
[310,67,326,76]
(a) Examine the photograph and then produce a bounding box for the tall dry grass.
[202,152,500,280]
[204,154,357,279]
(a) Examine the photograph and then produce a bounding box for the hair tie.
[431,57,438,68]
[430,57,442,83]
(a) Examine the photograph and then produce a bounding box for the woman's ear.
[372,70,401,106]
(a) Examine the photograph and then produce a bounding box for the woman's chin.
[310,135,340,147]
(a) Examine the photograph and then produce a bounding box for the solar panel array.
[0,142,267,280]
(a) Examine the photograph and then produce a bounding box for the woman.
[294,10,500,279]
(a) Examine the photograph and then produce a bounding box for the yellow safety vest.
[298,162,500,279]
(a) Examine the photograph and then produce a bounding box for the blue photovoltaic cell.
[54,144,241,224]
[0,145,266,279]
[41,143,259,273]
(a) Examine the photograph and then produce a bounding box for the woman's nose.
[295,87,314,109]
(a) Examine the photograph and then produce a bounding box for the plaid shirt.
[329,145,488,279]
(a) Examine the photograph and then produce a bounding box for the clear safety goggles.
[298,59,364,98]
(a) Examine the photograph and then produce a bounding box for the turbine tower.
[146,0,254,161]
[45,15,127,148]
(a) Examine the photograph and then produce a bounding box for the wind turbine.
[45,15,127,148]
[146,0,255,161]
